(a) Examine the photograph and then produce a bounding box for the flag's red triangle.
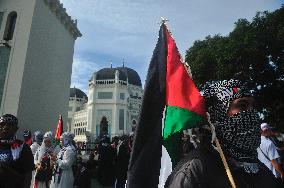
[165,29,206,118]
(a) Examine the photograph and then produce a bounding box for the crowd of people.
[1,79,284,188]
[0,113,134,188]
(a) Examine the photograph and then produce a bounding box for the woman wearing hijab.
[33,131,54,188]
[51,132,76,188]
[31,131,44,155]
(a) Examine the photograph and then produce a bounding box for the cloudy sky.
[61,0,282,92]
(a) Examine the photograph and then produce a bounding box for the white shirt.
[257,136,280,178]
[30,142,40,155]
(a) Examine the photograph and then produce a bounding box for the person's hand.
[50,161,55,169]
[280,173,284,182]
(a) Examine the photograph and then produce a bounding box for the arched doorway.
[100,116,108,137]
[132,119,137,132]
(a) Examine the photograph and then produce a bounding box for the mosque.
[67,64,143,142]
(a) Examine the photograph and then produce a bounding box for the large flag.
[55,115,63,145]
[127,23,206,188]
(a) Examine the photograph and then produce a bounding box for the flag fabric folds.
[163,27,207,167]
[55,115,63,145]
[127,23,206,188]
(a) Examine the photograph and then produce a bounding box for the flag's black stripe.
[127,24,168,188]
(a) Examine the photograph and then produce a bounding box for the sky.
[61,0,283,93]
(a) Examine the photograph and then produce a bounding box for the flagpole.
[207,113,237,188]
[183,58,237,188]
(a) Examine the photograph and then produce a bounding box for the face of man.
[44,139,52,147]
[262,129,273,137]
[227,97,256,117]
[204,80,261,160]
[60,138,64,147]
[0,122,18,139]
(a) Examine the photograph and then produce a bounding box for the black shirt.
[0,141,34,188]
[165,145,282,188]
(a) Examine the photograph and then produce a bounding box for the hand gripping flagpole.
[207,112,237,188]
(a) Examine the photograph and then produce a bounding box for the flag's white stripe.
[159,145,172,188]
[159,107,172,188]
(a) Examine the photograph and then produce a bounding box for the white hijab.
[37,131,54,161]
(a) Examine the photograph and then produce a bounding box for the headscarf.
[60,132,75,147]
[43,131,53,141]
[34,131,44,144]
[204,79,261,161]
[37,131,54,161]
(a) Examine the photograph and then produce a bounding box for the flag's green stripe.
[55,139,60,146]
[163,105,206,167]
[163,132,183,167]
[163,105,205,139]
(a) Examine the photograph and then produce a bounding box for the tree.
[185,5,284,131]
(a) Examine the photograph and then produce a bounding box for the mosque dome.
[70,88,88,99]
[95,66,142,86]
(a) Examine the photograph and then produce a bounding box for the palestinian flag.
[127,23,206,188]
[55,115,63,145]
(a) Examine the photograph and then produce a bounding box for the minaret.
[122,58,125,67]
[115,70,119,84]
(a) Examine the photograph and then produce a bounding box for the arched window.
[4,11,17,41]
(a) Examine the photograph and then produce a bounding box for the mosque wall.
[0,0,81,135]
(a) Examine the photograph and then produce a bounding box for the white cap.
[43,131,53,140]
[261,123,273,131]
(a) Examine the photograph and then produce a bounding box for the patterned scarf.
[204,79,261,161]
[215,109,260,161]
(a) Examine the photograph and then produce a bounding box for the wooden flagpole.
[207,113,237,188]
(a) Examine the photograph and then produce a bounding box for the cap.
[261,123,273,131]
[203,79,251,123]
[204,79,251,109]
[23,130,32,138]
[0,114,18,127]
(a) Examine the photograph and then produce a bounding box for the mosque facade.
[68,65,143,142]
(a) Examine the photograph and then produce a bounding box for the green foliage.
[185,5,284,131]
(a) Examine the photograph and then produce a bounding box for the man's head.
[23,130,31,140]
[43,131,53,147]
[0,114,18,139]
[260,123,274,137]
[204,79,254,121]
[60,132,75,147]
[204,79,261,160]
[34,131,44,144]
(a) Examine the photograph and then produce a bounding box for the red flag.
[55,115,63,145]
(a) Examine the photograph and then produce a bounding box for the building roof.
[70,88,87,99]
[95,67,142,86]
[44,0,82,39]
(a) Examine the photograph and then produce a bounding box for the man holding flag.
[166,80,281,187]
[127,22,281,188]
